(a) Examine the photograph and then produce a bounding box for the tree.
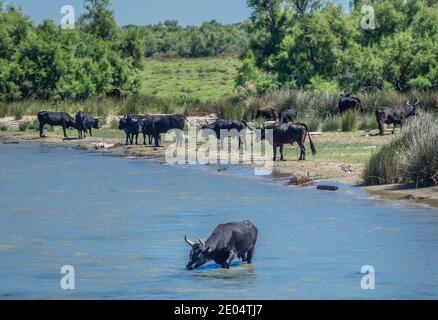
[80,0,116,41]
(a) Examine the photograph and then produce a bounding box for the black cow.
[280,109,298,123]
[339,93,361,113]
[142,115,187,147]
[375,98,419,135]
[256,107,280,122]
[201,119,251,149]
[256,122,317,161]
[185,220,258,270]
[75,112,100,139]
[38,111,77,139]
[118,114,143,145]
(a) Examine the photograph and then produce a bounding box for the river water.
[0,142,438,299]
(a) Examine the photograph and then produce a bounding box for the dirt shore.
[1,124,437,208]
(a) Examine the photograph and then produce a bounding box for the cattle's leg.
[392,123,396,134]
[297,140,306,161]
[39,123,46,139]
[89,128,92,137]
[280,144,285,161]
[273,145,277,161]
[246,247,255,264]
[62,126,68,138]
[223,250,237,269]
[143,134,147,145]
[135,134,139,145]
[129,134,134,145]
[154,133,160,147]
[125,133,129,145]
[149,135,153,145]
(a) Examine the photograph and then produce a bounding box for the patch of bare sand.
[365,184,438,208]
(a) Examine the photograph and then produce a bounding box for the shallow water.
[1,143,438,300]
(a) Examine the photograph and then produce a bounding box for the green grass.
[139,57,241,101]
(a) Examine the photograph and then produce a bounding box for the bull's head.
[118,116,127,130]
[407,98,420,116]
[185,236,210,270]
[93,118,100,129]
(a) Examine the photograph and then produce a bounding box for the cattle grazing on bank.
[75,112,100,139]
[256,107,280,122]
[118,114,143,145]
[256,122,317,161]
[201,119,251,149]
[375,98,419,136]
[38,111,77,139]
[142,114,187,147]
[185,220,258,270]
[339,93,362,113]
[280,108,298,123]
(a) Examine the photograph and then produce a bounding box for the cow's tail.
[300,123,317,156]
[241,120,253,130]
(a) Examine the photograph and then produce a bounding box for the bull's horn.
[197,238,206,246]
[184,235,195,247]
[413,97,420,106]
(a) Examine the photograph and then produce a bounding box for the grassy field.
[139,57,241,101]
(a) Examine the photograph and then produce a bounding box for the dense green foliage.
[0,0,140,101]
[238,0,438,93]
[130,20,249,58]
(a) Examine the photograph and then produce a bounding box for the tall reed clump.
[363,114,438,187]
[321,116,340,132]
[362,140,405,185]
[400,114,438,187]
[341,111,359,132]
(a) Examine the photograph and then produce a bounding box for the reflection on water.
[1,143,438,299]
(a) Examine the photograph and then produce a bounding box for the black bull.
[375,99,419,135]
[185,220,258,270]
[38,111,77,139]
[256,123,317,161]
[142,115,187,147]
[339,94,361,113]
[76,112,100,139]
[201,119,251,149]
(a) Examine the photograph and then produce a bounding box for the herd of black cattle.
[34,94,421,270]
[36,93,421,162]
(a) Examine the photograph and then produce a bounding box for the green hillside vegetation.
[139,57,241,101]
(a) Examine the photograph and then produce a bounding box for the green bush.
[321,116,340,132]
[341,111,359,132]
[0,125,8,131]
[362,141,405,186]
[363,114,438,187]
[359,114,378,131]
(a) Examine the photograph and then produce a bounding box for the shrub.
[341,111,359,132]
[400,114,438,186]
[359,114,378,131]
[321,116,340,132]
[18,121,30,131]
[0,125,8,131]
[306,116,320,132]
[363,114,438,187]
[362,141,405,186]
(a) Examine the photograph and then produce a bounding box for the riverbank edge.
[1,131,437,208]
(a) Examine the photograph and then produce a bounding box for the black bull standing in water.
[38,111,77,139]
[185,220,258,270]
[256,122,317,161]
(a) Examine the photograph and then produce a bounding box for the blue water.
[0,143,438,300]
